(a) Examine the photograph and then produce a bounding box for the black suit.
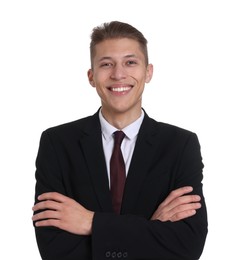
[34,110,208,260]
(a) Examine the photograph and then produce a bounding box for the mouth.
[108,84,133,94]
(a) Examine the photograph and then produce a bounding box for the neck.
[101,107,142,129]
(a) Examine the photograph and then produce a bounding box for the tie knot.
[113,131,125,145]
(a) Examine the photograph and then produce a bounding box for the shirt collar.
[99,109,144,141]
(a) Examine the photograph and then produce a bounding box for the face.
[88,38,153,119]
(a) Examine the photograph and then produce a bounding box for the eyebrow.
[98,54,139,62]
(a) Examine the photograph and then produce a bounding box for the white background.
[0,0,243,259]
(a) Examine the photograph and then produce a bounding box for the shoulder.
[141,113,201,149]
[144,116,203,161]
[41,111,100,140]
[143,113,196,138]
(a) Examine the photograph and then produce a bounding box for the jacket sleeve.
[91,133,208,260]
[33,131,92,260]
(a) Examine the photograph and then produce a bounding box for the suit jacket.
[34,109,208,260]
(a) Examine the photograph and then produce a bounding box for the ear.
[145,64,153,83]
[87,69,95,87]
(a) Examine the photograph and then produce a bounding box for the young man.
[32,21,208,259]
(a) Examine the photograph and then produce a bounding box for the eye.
[100,62,113,68]
[126,60,137,66]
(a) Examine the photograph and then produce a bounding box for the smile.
[110,86,132,92]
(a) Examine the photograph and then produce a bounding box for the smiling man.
[32,21,208,260]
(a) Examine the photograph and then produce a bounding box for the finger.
[151,211,167,221]
[170,201,202,222]
[160,186,193,207]
[170,202,201,217]
[32,210,60,222]
[32,200,62,212]
[166,195,201,212]
[34,218,60,228]
[37,192,68,203]
[170,209,197,222]
[34,218,72,234]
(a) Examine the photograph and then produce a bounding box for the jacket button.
[117,252,122,258]
[123,252,128,258]
[105,251,111,258]
[111,251,116,258]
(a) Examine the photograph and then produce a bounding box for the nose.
[110,64,126,80]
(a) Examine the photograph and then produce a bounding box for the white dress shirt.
[99,109,144,187]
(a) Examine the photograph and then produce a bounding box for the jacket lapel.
[121,114,159,214]
[79,112,113,212]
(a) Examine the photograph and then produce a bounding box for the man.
[32,21,208,259]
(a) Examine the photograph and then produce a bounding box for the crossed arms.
[32,186,201,236]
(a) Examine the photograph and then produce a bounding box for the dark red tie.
[110,131,126,214]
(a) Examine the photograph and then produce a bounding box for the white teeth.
[111,87,131,92]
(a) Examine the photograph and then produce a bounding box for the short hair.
[90,21,149,68]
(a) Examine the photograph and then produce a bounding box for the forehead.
[93,38,145,61]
